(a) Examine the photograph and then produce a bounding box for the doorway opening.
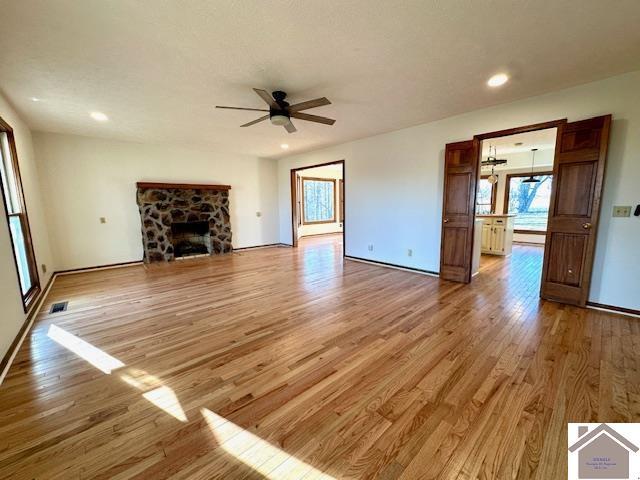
[439,114,611,307]
[472,127,557,287]
[290,160,345,256]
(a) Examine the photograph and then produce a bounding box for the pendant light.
[522,148,540,183]
[487,146,498,184]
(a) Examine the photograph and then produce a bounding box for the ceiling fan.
[216,89,335,133]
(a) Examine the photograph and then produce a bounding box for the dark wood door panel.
[554,161,595,217]
[445,173,472,216]
[442,227,468,268]
[541,114,611,306]
[545,233,587,286]
[439,139,479,283]
[560,120,602,152]
[446,144,477,167]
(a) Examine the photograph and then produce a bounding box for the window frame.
[503,170,554,235]
[477,174,497,214]
[0,116,40,312]
[301,176,337,225]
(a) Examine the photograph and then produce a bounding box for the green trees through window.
[302,178,335,224]
[506,174,553,231]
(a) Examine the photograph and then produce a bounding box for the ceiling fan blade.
[290,112,335,125]
[253,88,278,109]
[284,120,297,133]
[240,115,269,127]
[216,106,269,112]
[289,97,331,112]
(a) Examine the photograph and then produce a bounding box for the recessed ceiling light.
[487,73,509,88]
[90,111,108,122]
[31,97,41,102]
[280,144,289,150]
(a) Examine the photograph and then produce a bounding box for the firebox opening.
[171,221,211,258]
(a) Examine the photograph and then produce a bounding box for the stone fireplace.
[136,182,232,262]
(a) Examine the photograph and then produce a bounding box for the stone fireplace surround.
[136,182,232,262]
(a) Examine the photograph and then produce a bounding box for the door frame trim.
[474,119,567,141]
[290,159,345,258]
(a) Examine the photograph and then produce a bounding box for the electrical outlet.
[407,248,413,257]
[612,206,631,217]
[368,244,374,252]
[41,264,47,273]
[100,217,107,224]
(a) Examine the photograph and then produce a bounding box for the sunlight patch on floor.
[46,326,187,422]
[47,324,125,374]
[201,408,335,479]
[121,367,162,390]
[143,385,187,422]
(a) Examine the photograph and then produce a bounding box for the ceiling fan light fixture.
[270,114,289,126]
[217,89,334,133]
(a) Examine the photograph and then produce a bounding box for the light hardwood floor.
[0,235,638,479]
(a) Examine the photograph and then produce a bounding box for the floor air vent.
[50,301,68,314]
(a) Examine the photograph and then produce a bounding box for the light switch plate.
[612,206,631,217]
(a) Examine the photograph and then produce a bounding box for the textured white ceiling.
[1,0,639,158]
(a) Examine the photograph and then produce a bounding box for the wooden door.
[541,115,611,306]
[439,139,479,282]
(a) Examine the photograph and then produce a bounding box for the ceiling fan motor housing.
[270,91,290,123]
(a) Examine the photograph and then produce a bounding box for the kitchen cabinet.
[477,214,515,256]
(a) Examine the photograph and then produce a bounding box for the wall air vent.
[50,301,68,314]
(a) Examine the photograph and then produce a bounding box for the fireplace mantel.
[136,182,231,191]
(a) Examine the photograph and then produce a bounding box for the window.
[504,172,553,233]
[0,117,40,311]
[476,176,496,214]
[302,177,336,224]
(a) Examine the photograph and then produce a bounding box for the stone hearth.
[136,182,232,262]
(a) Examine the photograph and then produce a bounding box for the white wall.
[296,165,343,238]
[34,133,279,271]
[277,71,640,311]
[0,93,54,361]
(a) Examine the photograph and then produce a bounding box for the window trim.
[301,176,337,225]
[503,170,554,235]
[477,174,497,214]
[0,116,40,312]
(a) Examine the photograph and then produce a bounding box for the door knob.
[582,222,592,229]
[443,218,449,223]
